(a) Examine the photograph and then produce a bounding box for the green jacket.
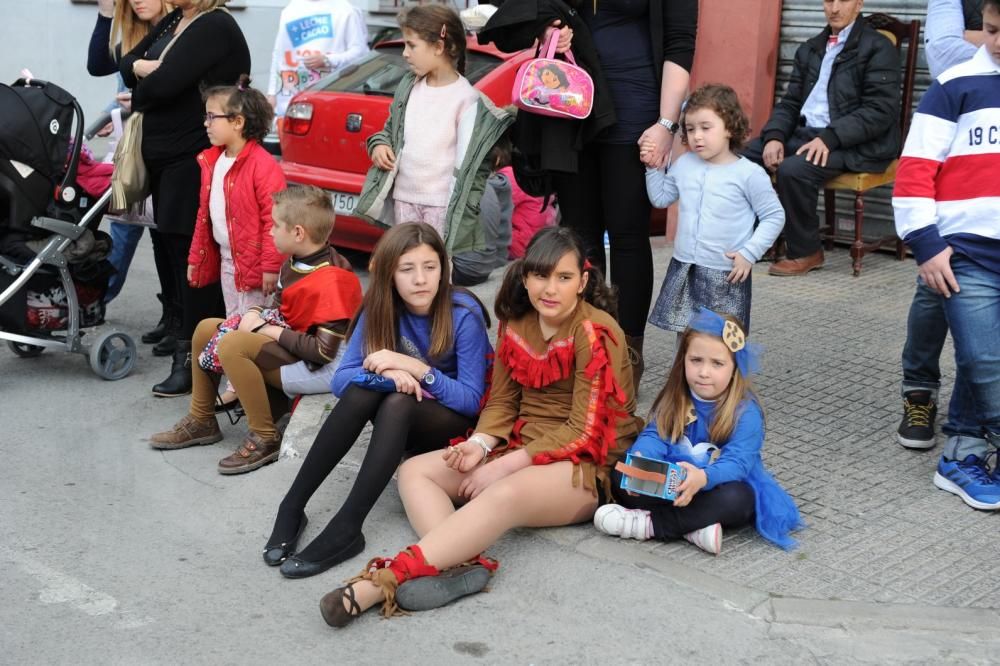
[355,72,515,255]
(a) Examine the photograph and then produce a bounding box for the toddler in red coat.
[188,74,288,404]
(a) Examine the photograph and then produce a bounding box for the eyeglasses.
[204,112,236,123]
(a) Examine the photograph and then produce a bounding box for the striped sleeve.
[892,82,957,263]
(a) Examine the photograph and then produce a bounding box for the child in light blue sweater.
[643,84,785,333]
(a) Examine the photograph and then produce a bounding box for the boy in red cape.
[150,186,363,475]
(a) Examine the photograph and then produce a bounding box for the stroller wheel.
[8,341,45,358]
[88,331,137,381]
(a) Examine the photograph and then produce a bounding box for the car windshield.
[319,46,503,96]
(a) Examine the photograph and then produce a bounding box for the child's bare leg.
[343,462,597,613]
[397,450,467,537]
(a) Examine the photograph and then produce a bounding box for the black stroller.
[0,78,136,380]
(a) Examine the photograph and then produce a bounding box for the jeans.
[900,277,949,398]
[104,222,144,302]
[940,255,1000,460]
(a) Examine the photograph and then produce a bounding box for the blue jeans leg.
[900,277,948,398]
[105,221,144,302]
[940,256,1000,460]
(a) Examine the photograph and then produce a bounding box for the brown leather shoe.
[768,250,824,276]
[217,431,281,475]
[149,414,222,450]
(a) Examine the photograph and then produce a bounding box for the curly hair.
[397,4,467,75]
[202,74,274,143]
[495,226,619,323]
[680,84,750,153]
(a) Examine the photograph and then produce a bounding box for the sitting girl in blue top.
[595,308,802,554]
[264,223,493,577]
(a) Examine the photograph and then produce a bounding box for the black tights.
[611,469,755,539]
[269,386,475,560]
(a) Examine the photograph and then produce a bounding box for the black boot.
[151,312,180,357]
[152,341,192,397]
[625,334,645,394]
[141,293,170,344]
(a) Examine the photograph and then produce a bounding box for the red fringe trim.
[532,322,627,469]
[496,323,575,389]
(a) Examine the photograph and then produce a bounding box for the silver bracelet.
[467,434,492,462]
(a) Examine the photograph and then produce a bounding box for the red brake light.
[285,102,313,135]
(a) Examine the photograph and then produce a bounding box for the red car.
[279,38,531,252]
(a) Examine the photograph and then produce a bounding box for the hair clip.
[440,24,447,39]
[583,258,594,271]
[687,308,761,377]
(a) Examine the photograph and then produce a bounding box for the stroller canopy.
[0,79,76,184]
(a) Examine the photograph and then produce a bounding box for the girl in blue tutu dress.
[594,308,802,554]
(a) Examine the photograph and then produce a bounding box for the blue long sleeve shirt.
[645,153,785,269]
[331,291,492,418]
[627,393,802,548]
[925,0,981,78]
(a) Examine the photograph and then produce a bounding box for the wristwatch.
[421,369,436,387]
[657,117,680,134]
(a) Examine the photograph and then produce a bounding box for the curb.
[567,534,1000,636]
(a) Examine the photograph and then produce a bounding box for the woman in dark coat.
[480,0,698,388]
[120,0,251,396]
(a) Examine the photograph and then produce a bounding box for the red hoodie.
[188,142,287,290]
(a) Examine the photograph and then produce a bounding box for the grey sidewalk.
[3,237,998,664]
[288,239,998,615]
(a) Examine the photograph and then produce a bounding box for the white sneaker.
[593,504,650,540]
[684,523,722,555]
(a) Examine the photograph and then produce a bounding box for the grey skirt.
[648,258,752,333]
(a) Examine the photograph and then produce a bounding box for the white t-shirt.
[210,154,237,249]
[267,0,369,116]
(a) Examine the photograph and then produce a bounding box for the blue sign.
[286,14,334,48]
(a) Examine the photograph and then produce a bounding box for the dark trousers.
[148,154,223,340]
[611,468,755,539]
[552,142,652,337]
[160,232,224,340]
[901,277,949,397]
[743,128,847,259]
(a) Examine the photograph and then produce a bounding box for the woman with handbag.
[87,0,177,347]
[480,0,699,391]
[120,0,251,397]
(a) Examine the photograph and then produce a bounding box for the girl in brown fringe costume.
[319,226,643,627]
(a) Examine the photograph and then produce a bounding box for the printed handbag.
[198,308,288,374]
[512,30,594,120]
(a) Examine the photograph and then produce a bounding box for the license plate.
[329,190,357,216]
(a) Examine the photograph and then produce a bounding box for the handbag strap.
[540,28,579,66]
[158,7,224,62]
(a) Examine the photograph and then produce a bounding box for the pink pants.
[221,248,267,317]
[394,200,447,237]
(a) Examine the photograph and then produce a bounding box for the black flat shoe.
[215,397,241,413]
[262,514,308,566]
[279,533,365,579]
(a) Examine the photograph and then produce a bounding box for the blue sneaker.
[934,455,1000,510]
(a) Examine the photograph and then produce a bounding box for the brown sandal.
[320,583,363,628]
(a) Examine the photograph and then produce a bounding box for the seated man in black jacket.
[744,0,900,276]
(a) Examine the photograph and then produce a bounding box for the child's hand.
[458,457,512,500]
[381,369,422,401]
[262,272,278,297]
[371,144,396,171]
[238,309,263,332]
[725,251,753,283]
[673,462,707,507]
[443,439,487,472]
[186,265,196,286]
[363,349,425,377]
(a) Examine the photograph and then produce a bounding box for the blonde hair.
[271,186,333,244]
[650,315,761,445]
[110,0,172,55]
